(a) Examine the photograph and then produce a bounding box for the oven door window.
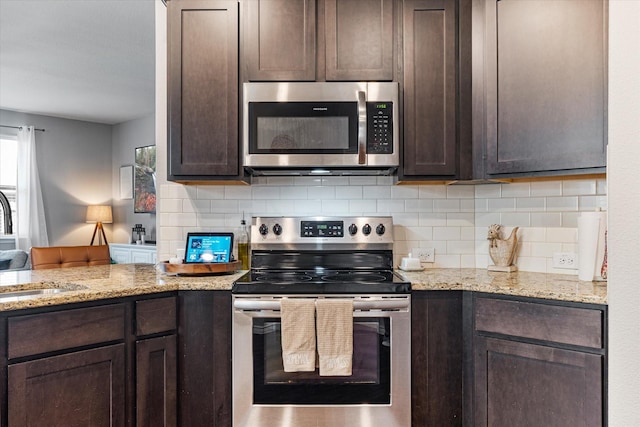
[249,102,358,154]
[252,318,390,405]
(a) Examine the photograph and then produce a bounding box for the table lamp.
[86,205,112,246]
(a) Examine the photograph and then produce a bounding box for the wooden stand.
[90,222,108,246]
[159,260,241,276]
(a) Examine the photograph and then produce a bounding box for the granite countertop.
[0,264,607,312]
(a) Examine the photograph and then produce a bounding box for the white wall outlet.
[553,252,577,269]
[412,247,435,263]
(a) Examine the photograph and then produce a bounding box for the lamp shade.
[86,205,113,224]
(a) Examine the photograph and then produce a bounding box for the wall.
[111,114,156,244]
[0,108,112,246]
[608,0,640,424]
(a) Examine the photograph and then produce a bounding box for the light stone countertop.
[0,264,607,312]
[398,268,607,305]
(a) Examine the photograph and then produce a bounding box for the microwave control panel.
[366,102,393,154]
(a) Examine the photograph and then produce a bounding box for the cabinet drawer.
[136,296,177,336]
[474,297,602,349]
[8,304,126,359]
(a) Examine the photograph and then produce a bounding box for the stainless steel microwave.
[242,82,399,175]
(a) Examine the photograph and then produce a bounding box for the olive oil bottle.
[237,217,250,269]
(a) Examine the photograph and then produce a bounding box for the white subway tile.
[460,227,475,241]
[519,227,546,242]
[475,184,501,198]
[159,212,197,227]
[392,225,408,240]
[546,196,579,211]
[404,226,433,241]
[239,200,267,216]
[434,255,461,268]
[405,199,433,213]
[447,185,474,199]
[322,177,349,186]
[309,186,336,200]
[461,254,476,268]
[475,254,490,269]
[460,199,475,212]
[321,200,350,214]
[225,186,252,200]
[561,212,580,228]
[211,200,238,214]
[349,176,378,186]
[294,200,322,214]
[392,214,420,227]
[349,199,377,213]
[433,226,461,241]
[488,198,516,212]
[183,199,211,213]
[579,195,607,211]
[530,181,562,197]
[501,182,531,198]
[447,213,474,227]
[252,186,280,200]
[376,176,394,185]
[266,177,295,186]
[161,183,196,199]
[392,185,419,199]
[266,200,295,213]
[431,241,448,254]
[162,199,183,213]
[500,213,530,227]
[294,177,322,186]
[516,257,547,273]
[159,226,184,241]
[518,241,532,257]
[562,179,596,196]
[529,242,562,257]
[336,186,363,200]
[531,213,562,227]
[475,212,502,227]
[196,186,224,199]
[475,198,488,212]
[447,240,475,254]
[546,227,577,243]
[596,178,607,195]
[516,197,545,212]
[367,186,392,199]
[434,199,460,212]
[250,177,268,185]
[196,214,226,228]
[377,199,405,213]
[280,186,308,200]
[419,185,447,199]
[420,213,448,226]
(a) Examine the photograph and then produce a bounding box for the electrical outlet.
[553,252,577,269]
[413,247,435,263]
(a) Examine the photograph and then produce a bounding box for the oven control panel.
[301,221,344,237]
[251,216,395,247]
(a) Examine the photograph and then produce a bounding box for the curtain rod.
[0,124,45,132]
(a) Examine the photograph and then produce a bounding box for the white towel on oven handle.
[316,299,353,376]
[280,298,316,372]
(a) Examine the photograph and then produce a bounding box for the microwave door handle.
[357,91,367,165]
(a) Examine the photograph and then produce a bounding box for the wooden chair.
[30,245,111,270]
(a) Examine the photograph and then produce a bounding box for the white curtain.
[16,126,49,249]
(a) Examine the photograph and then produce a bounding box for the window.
[0,136,17,235]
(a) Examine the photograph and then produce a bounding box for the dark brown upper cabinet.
[400,0,469,179]
[475,0,607,177]
[167,0,240,180]
[244,0,396,82]
[244,0,317,81]
[324,0,395,81]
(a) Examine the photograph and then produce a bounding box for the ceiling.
[0,0,156,125]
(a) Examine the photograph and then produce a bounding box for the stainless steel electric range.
[232,216,411,427]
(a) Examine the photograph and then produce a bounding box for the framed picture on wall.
[134,145,156,213]
[119,165,133,199]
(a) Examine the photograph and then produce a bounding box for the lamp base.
[90,222,108,246]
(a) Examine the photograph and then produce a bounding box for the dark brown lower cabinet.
[7,344,126,426]
[137,335,177,427]
[411,291,463,426]
[178,291,232,427]
[474,337,603,427]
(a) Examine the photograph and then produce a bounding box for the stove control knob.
[273,224,283,235]
[348,224,358,235]
[376,224,386,236]
[259,224,269,236]
[362,224,372,236]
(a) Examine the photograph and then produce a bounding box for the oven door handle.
[234,298,409,311]
[357,90,367,165]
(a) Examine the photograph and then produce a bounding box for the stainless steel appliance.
[232,216,411,427]
[243,82,399,176]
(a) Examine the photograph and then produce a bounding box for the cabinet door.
[324,0,394,81]
[137,335,177,427]
[8,344,125,427]
[401,0,458,177]
[474,337,603,427]
[178,291,231,426]
[245,0,316,81]
[484,0,607,176]
[411,292,463,426]
[131,249,155,264]
[110,247,131,264]
[167,0,239,178]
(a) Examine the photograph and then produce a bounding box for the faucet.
[0,191,13,235]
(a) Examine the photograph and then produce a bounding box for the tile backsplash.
[158,176,606,275]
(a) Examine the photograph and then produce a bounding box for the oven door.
[232,295,411,427]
